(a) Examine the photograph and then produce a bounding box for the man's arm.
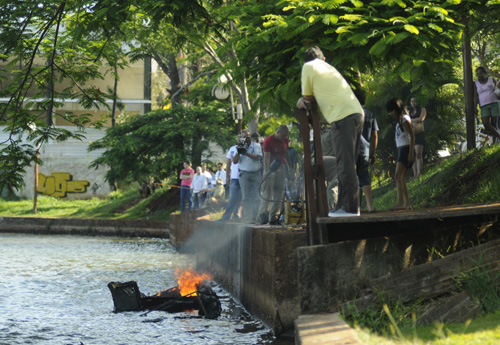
[370,130,378,165]
[180,170,193,180]
[262,152,271,180]
[226,159,232,185]
[238,143,262,161]
[296,95,316,109]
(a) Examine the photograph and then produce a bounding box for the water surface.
[0,233,291,345]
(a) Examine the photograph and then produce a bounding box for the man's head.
[195,166,202,174]
[239,129,251,146]
[217,162,223,170]
[201,163,207,172]
[304,46,325,63]
[274,125,289,141]
[251,132,260,143]
[183,161,190,169]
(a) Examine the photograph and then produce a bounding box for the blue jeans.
[239,170,262,222]
[221,179,241,221]
[180,185,192,212]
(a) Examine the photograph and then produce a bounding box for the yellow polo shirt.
[301,58,363,123]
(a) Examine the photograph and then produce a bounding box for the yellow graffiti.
[38,172,90,198]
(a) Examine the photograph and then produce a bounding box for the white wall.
[1,126,111,199]
[1,126,229,199]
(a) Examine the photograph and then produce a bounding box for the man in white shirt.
[220,138,242,222]
[214,162,227,191]
[191,166,209,209]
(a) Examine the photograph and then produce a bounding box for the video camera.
[237,137,247,155]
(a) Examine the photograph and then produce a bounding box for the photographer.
[232,129,263,223]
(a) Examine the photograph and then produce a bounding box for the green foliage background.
[88,104,234,185]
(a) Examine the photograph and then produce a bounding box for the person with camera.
[257,125,292,225]
[232,129,263,223]
[179,160,194,212]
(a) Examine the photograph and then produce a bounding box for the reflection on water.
[0,234,292,345]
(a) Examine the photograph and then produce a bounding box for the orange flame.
[175,267,213,297]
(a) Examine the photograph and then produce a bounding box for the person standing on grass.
[474,66,500,143]
[386,98,415,211]
[191,166,209,210]
[179,161,194,212]
[406,96,427,179]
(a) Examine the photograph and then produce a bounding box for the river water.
[0,233,293,345]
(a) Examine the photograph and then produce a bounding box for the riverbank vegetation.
[348,263,500,345]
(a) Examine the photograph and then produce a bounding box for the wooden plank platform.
[295,313,364,345]
[316,202,500,243]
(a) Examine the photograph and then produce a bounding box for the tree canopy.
[88,104,234,185]
[3,0,500,190]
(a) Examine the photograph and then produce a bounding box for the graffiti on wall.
[38,172,90,198]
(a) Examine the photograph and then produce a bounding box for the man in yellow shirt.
[297,46,364,217]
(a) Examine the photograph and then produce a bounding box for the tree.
[88,104,234,185]
[0,0,220,191]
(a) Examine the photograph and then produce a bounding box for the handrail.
[298,101,329,245]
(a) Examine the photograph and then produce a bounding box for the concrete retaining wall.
[169,213,307,334]
[0,216,169,238]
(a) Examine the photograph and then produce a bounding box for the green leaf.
[404,24,419,35]
[412,59,427,67]
[427,23,443,33]
[322,14,339,25]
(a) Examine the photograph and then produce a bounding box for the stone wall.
[169,213,307,334]
[0,216,168,238]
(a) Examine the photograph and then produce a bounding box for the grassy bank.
[350,144,500,344]
[0,187,179,221]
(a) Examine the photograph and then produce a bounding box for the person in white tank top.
[474,66,500,142]
[387,98,415,211]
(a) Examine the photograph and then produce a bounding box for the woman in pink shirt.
[179,161,194,212]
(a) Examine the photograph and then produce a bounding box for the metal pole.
[33,148,39,214]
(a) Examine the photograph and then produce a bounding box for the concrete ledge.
[295,313,363,345]
[0,216,169,238]
[169,213,307,334]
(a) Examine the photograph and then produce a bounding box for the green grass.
[371,145,500,210]
[0,188,175,221]
[356,310,500,345]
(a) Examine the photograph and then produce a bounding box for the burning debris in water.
[108,268,221,319]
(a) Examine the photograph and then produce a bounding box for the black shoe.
[257,214,268,225]
[269,219,282,226]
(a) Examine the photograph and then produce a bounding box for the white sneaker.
[328,209,360,218]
